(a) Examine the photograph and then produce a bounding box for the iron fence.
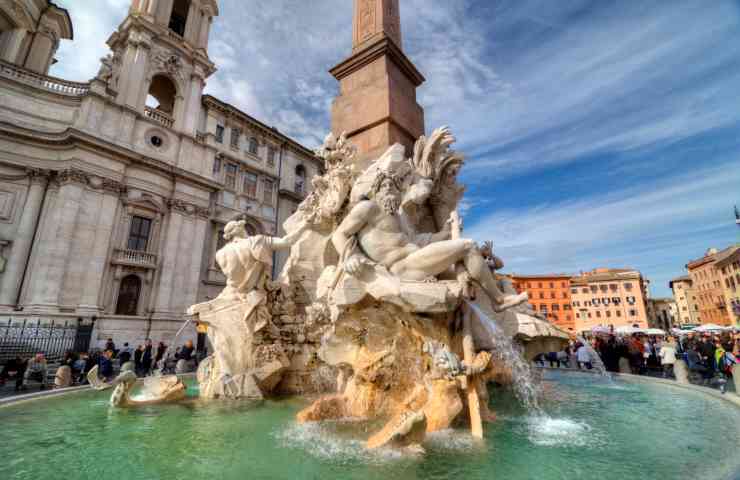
[0,319,93,364]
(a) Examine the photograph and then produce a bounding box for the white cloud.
[467,159,740,295]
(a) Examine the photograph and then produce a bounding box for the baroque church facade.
[0,0,322,348]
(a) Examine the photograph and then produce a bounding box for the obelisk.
[330,0,426,168]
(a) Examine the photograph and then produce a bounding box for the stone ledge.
[536,366,740,408]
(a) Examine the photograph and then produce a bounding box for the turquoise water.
[2,371,740,480]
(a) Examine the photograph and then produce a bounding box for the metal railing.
[113,248,158,268]
[0,319,92,363]
[0,59,90,96]
[144,106,174,128]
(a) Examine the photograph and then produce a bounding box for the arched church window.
[146,75,177,115]
[115,275,142,316]
[295,165,306,194]
[169,0,191,37]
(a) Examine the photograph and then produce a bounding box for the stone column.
[181,215,208,312]
[181,72,204,135]
[183,2,200,45]
[0,172,48,307]
[0,29,29,65]
[170,215,195,311]
[155,0,176,26]
[153,207,184,314]
[24,30,57,74]
[198,15,212,50]
[77,185,122,312]
[26,171,86,310]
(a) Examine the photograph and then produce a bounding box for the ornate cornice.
[167,198,211,219]
[56,168,88,186]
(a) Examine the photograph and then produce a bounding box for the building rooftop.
[508,273,575,280]
[668,275,692,289]
[687,244,740,269]
[570,270,642,284]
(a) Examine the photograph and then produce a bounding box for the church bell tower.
[103,0,219,135]
[330,0,426,168]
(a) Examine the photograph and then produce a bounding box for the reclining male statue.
[332,171,528,312]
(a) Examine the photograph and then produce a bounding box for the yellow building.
[570,268,650,333]
[686,246,738,326]
[669,276,700,326]
[715,247,740,326]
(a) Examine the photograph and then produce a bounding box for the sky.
[51,0,740,297]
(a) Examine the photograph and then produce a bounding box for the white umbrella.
[645,328,666,336]
[693,324,725,332]
[615,325,645,335]
[591,325,611,334]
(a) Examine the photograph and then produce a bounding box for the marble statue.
[108,364,186,407]
[188,219,307,399]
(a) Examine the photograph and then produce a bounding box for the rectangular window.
[629,309,637,316]
[606,310,611,318]
[230,128,241,149]
[549,282,554,288]
[263,179,274,204]
[539,292,544,299]
[571,288,578,294]
[596,311,601,318]
[224,163,238,190]
[552,304,559,311]
[538,282,543,288]
[616,310,622,317]
[243,172,258,198]
[267,146,276,167]
[550,292,556,299]
[127,216,152,251]
[249,137,259,155]
[215,125,225,143]
[212,155,222,174]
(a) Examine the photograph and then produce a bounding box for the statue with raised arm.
[332,172,527,312]
[188,219,307,399]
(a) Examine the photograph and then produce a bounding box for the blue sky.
[52,0,740,297]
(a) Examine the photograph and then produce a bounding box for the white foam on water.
[524,415,593,447]
[425,429,479,453]
[274,422,405,464]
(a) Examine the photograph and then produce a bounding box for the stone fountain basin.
[2,371,740,480]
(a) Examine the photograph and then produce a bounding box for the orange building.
[510,274,574,332]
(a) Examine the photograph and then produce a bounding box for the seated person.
[22,353,48,390]
[0,356,26,391]
[98,350,115,382]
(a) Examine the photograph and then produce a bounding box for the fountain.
[2,128,739,480]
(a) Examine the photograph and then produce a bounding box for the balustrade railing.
[113,248,158,268]
[144,106,174,128]
[0,59,90,96]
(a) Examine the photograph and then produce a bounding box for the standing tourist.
[577,343,592,370]
[118,343,133,367]
[142,339,153,376]
[659,337,677,379]
[134,345,145,376]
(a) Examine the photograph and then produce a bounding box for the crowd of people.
[534,329,740,389]
[0,337,203,393]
